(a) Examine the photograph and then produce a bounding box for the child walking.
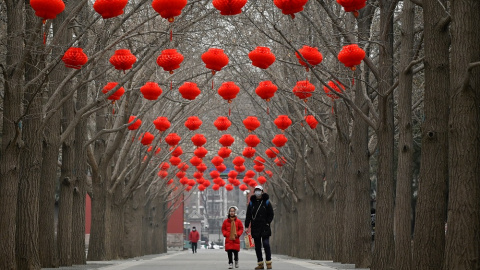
[222,206,244,269]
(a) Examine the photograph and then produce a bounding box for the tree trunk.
[394,1,415,269]
[444,1,480,269]
[412,1,450,270]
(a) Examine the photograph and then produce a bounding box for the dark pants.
[227,249,239,264]
[253,237,271,262]
[191,242,197,253]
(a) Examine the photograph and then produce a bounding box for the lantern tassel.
[170,29,173,42]
[170,80,173,91]
[267,104,269,115]
[43,21,47,45]
[212,78,214,90]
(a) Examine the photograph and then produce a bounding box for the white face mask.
[254,190,262,197]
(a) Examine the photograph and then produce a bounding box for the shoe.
[235,261,239,268]
[255,261,264,269]
[229,263,233,269]
[266,260,272,269]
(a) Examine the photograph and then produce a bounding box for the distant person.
[222,206,244,269]
[245,186,274,269]
[189,226,200,254]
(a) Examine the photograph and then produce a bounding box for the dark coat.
[244,193,274,238]
[222,217,244,251]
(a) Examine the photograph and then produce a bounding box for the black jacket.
[245,193,274,238]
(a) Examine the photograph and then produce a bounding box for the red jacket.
[189,230,200,243]
[222,217,244,251]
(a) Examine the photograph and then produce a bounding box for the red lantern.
[245,170,256,178]
[228,171,238,179]
[190,156,203,167]
[258,176,267,184]
[210,170,220,179]
[102,82,125,101]
[178,163,189,171]
[151,0,187,22]
[248,47,276,69]
[273,0,308,19]
[337,44,366,70]
[170,146,183,157]
[219,134,235,147]
[255,81,278,102]
[30,0,65,20]
[244,134,260,148]
[336,0,366,17]
[155,147,161,155]
[109,49,137,72]
[216,163,227,172]
[140,132,154,145]
[212,184,220,191]
[243,116,260,132]
[305,115,318,129]
[201,48,229,74]
[198,185,206,191]
[158,170,168,179]
[62,47,88,69]
[197,163,207,172]
[170,156,182,166]
[217,82,240,103]
[165,133,181,146]
[187,179,196,187]
[153,116,171,132]
[212,0,247,15]
[233,156,245,166]
[274,115,292,131]
[235,165,245,172]
[293,80,315,101]
[272,134,288,147]
[242,147,256,158]
[185,116,203,131]
[218,147,232,158]
[254,164,265,173]
[239,184,248,191]
[225,184,234,191]
[191,134,207,147]
[194,147,208,158]
[93,0,128,19]
[275,156,287,167]
[214,116,232,131]
[197,176,205,184]
[265,147,279,158]
[140,82,163,100]
[203,180,211,187]
[295,46,323,71]
[179,82,201,100]
[323,81,345,100]
[156,49,184,74]
[159,162,170,170]
[166,179,174,185]
[211,156,224,167]
[179,177,188,185]
[254,156,266,166]
[177,171,186,179]
[127,116,142,130]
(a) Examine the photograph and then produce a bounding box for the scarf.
[229,217,236,240]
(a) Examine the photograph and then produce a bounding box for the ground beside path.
[42,249,370,270]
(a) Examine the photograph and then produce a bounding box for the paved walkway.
[42,249,369,270]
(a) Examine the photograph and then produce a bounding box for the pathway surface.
[42,249,369,270]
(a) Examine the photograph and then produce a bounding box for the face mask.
[255,190,262,197]
[192,229,196,231]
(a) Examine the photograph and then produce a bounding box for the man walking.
[189,226,200,253]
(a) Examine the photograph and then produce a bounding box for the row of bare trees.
[1,0,479,270]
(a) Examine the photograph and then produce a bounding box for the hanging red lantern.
[337,44,366,70]
[109,49,137,72]
[255,81,278,102]
[295,46,323,71]
[211,156,224,167]
[153,116,171,132]
[214,116,232,131]
[201,48,229,75]
[30,0,65,21]
[127,116,142,130]
[254,164,265,172]
[177,171,186,179]
[62,47,88,69]
[258,176,267,184]
[155,147,161,155]
[197,163,207,172]
[151,0,187,22]
[248,47,276,69]
[140,132,154,145]
[242,147,256,158]
[275,156,287,167]
[203,180,211,187]
[140,82,163,100]
[191,134,207,147]
[185,116,203,131]
[219,134,235,147]
[254,156,266,166]
[170,146,183,157]
[216,163,227,172]
[304,115,318,129]
[323,81,345,100]
[170,156,182,166]
[244,134,261,148]
[179,82,201,100]
[273,0,308,19]
[218,147,232,158]
[158,170,168,179]
[197,176,205,184]
[212,184,220,191]
[212,0,247,15]
[166,179,174,185]
[265,147,279,158]
[188,179,196,187]
[198,184,206,191]
[225,184,234,191]
[156,49,184,74]
[93,0,128,19]
[245,170,256,178]
[178,163,189,171]
[179,177,188,185]
[274,115,293,131]
[265,170,273,178]
[293,80,315,101]
[217,82,240,103]
[194,147,208,159]
[239,184,248,191]
[272,134,288,147]
[102,82,125,101]
[210,170,220,179]
[190,156,203,167]
[159,162,170,170]
[228,171,238,179]
[235,165,246,172]
[233,156,245,166]
[243,116,261,132]
[165,133,181,146]
[336,0,366,17]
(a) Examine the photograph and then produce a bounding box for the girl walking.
[222,206,244,269]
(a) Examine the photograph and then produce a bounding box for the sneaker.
[235,261,239,268]
[228,263,233,269]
